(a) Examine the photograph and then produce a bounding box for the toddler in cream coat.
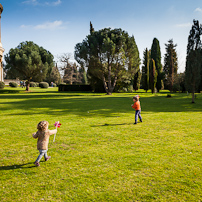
[33,121,57,166]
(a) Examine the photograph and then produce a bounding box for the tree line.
[3,20,202,101]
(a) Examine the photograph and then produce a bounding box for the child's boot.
[34,161,40,166]
[45,156,51,161]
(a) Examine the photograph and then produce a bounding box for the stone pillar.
[0,4,4,82]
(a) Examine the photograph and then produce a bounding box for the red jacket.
[132,101,141,110]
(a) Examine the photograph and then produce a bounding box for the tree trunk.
[192,92,195,103]
[102,76,109,94]
[26,80,30,91]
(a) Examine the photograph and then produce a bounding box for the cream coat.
[32,129,57,150]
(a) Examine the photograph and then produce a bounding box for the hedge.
[39,82,49,88]
[0,81,5,89]
[58,84,92,92]
[9,82,18,88]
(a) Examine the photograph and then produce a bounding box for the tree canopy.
[74,27,140,94]
[5,41,54,90]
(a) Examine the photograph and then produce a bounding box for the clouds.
[195,7,202,13]
[21,20,66,30]
[22,0,62,6]
[175,23,192,28]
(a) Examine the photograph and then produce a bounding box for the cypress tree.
[185,19,202,103]
[151,38,162,92]
[90,21,94,34]
[142,48,150,92]
[133,69,141,91]
[149,59,158,94]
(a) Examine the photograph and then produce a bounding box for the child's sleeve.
[32,132,38,138]
[131,103,136,109]
[49,129,57,136]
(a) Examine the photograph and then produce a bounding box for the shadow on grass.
[92,123,135,127]
[0,92,202,117]
[0,162,36,170]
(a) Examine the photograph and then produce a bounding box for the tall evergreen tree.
[164,39,178,91]
[90,21,94,34]
[142,48,150,92]
[149,59,157,94]
[133,69,141,91]
[185,19,202,103]
[151,38,162,92]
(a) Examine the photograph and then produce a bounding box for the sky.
[1,0,202,73]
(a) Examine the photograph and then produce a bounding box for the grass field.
[0,87,202,202]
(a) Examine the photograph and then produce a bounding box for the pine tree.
[164,39,178,91]
[142,48,150,92]
[151,38,162,92]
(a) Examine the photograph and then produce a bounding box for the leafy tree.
[185,19,202,103]
[60,53,86,84]
[149,59,158,94]
[164,39,178,91]
[75,27,140,94]
[49,63,61,85]
[142,48,150,92]
[151,38,162,92]
[4,41,54,91]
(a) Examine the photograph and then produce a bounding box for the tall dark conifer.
[164,39,178,91]
[90,21,94,34]
[142,48,150,92]
[149,59,157,94]
[151,38,162,92]
[185,19,202,103]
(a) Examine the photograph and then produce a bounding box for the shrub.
[30,82,37,87]
[166,94,172,98]
[9,82,18,88]
[39,82,49,88]
[0,81,5,89]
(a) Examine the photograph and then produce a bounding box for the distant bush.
[30,82,37,87]
[9,82,18,88]
[39,82,49,88]
[166,94,172,98]
[0,81,5,89]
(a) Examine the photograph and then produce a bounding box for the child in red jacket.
[131,96,142,124]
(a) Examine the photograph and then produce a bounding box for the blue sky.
[1,0,202,72]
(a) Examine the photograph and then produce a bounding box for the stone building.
[0,4,4,82]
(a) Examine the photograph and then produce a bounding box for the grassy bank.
[0,87,202,201]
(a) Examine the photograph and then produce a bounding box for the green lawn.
[0,87,202,201]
